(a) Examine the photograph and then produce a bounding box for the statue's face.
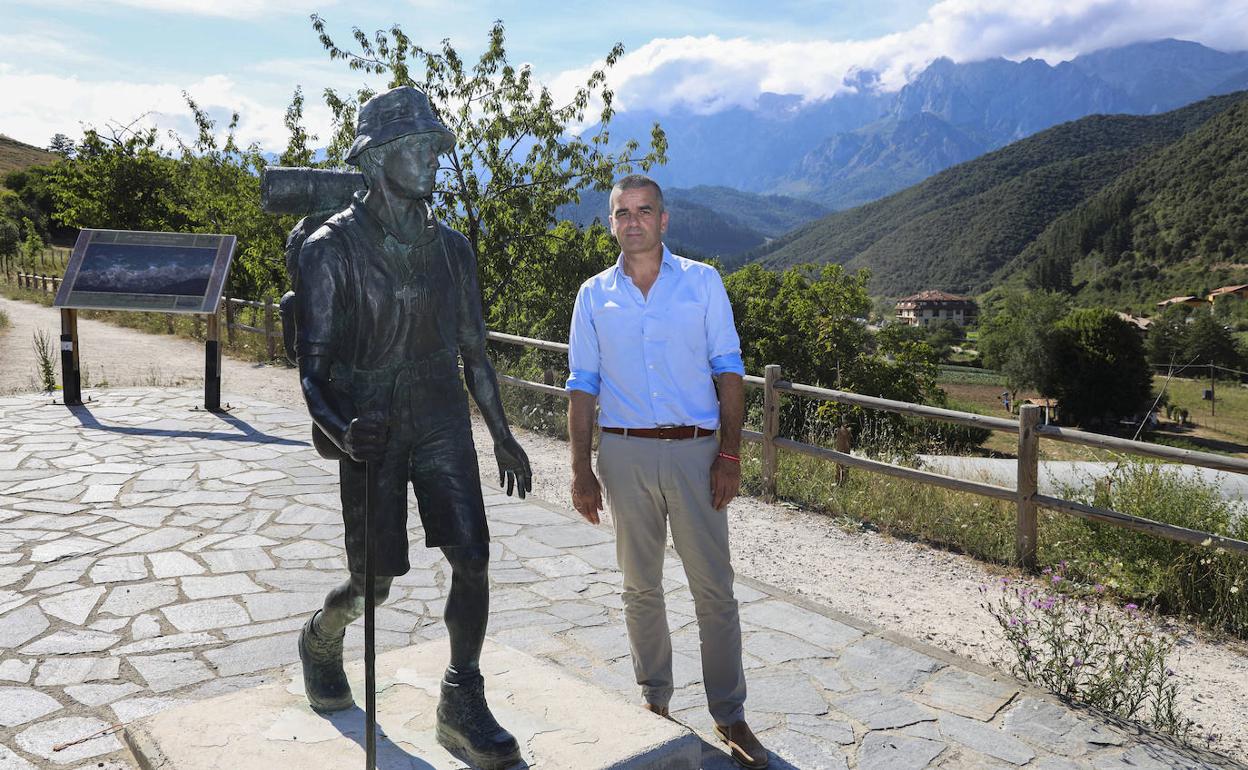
[375,134,440,199]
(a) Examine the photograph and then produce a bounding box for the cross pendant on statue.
[395,283,424,313]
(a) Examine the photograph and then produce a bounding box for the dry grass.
[0,134,57,175]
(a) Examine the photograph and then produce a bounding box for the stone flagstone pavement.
[0,388,1243,770]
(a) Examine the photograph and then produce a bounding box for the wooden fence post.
[225,297,235,346]
[835,424,851,485]
[1016,404,1042,570]
[264,297,276,361]
[762,364,782,502]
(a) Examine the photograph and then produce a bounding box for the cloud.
[0,66,339,152]
[548,0,1248,115]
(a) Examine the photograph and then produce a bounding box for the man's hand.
[495,435,533,498]
[344,413,388,464]
[571,464,603,525]
[710,454,741,510]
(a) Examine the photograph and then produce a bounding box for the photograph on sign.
[54,229,237,313]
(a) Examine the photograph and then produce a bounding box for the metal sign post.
[59,308,82,406]
[205,311,224,412]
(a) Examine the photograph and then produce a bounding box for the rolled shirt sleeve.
[566,282,601,396]
[705,270,746,377]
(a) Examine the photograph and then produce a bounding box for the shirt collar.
[613,243,677,274]
[349,191,386,245]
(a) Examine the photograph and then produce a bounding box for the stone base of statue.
[124,638,700,770]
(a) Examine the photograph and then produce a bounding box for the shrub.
[982,566,1192,739]
[33,329,56,392]
[1048,460,1248,636]
[1043,308,1153,427]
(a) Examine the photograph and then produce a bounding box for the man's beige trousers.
[597,432,747,725]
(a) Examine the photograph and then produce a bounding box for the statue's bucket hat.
[346,86,456,166]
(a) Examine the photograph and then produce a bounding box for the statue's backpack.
[280,211,351,461]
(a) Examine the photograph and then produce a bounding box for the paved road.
[919,455,1248,504]
[0,389,1242,769]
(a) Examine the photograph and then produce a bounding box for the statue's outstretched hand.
[494,435,533,498]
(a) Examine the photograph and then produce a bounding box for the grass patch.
[0,307,9,330]
[1157,374,1248,449]
[938,364,1006,387]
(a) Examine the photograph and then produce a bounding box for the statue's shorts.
[336,369,489,576]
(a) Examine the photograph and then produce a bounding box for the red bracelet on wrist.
[717,451,740,463]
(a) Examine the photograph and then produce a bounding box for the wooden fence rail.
[7,275,284,360]
[479,331,1248,566]
[8,275,1247,564]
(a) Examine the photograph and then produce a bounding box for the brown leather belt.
[601,426,715,439]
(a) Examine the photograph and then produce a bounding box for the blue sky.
[3,0,1247,152]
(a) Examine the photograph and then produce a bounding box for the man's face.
[609,186,668,256]
[377,134,441,199]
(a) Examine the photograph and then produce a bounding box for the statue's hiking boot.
[298,610,353,713]
[435,674,522,770]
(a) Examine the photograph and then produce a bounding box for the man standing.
[566,175,769,769]
[294,86,531,770]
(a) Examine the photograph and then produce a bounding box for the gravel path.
[3,294,1247,762]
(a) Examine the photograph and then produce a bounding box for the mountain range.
[557,186,828,259]
[605,39,1248,212]
[744,90,1248,307]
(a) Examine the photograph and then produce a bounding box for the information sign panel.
[54,229,236,314]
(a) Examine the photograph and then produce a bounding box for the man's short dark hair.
[610,174,664,213]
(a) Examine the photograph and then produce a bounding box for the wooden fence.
[9,274,283,360]
[481,332,1248,569]
[9,274,1248,567]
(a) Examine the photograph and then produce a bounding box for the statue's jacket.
[294,194,487,442]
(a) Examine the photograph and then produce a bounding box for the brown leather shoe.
[641,702,671,718]
[714,720,769,769]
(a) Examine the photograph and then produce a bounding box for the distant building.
[895,290,978,327]
[1155,295,1209,310]
[1207,283,1248,303]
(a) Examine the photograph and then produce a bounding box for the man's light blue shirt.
[566,245,746,430]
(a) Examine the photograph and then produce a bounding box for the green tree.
[979,291,1070,400]
[311,17,667,333]
[47,133,76,158]
[923,320,963,362]
[724,263,957,450]
[0,218,18,278]
[1145,311,1190,368]
[19,217,45,272]
[0,219,18,259]
[1042,308,1153,427]
[175,94,292,299]
[3,166,61,243]
[1184,313,1244,374]
[47,121,188,233]
[279,86,318,168]
[725,262,872,388]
